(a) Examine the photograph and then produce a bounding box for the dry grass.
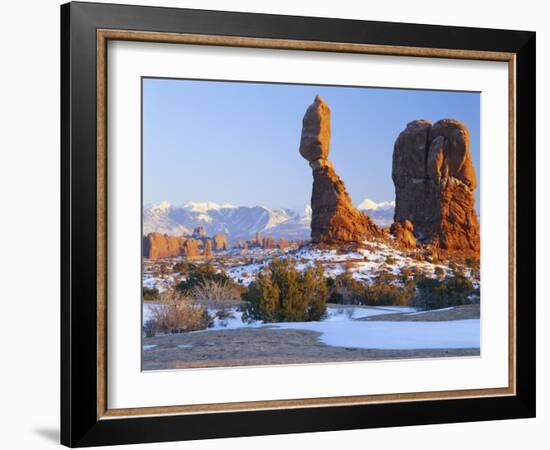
[146,290,210,336]
[191,279,241,319]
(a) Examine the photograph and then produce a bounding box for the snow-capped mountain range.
[143,199,393,241]
[357,199,395,227]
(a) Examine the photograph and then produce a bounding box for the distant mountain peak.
[357,198,395,212]
[182,201,237,213]
[356,198,395,228]
[143,201,310,242]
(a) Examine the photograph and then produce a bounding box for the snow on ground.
[228,241,452,284]
[144,238,473,295]
[143,344,157,351]
[143,303,157,322]
[143,304,479,350]
[292,241,452,282]
[272,319,479,350]
[143,273,177,293]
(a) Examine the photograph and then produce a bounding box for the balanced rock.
[299,96,379,244]
[392,119,479,255]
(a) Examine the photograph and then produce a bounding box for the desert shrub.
[343,261,356,272]
[399,266,413,282]
[158,263,169,278]
[329,269,414,307]
[144,290,211,336]
[173,261,190,274]
[191,279,241,319]
[242,258,327,323]
[361,283,413,306]
[328,291,345,304]
[413,274,475,310]
[361,272,415,306]
[434,266,445,279]
[176,263,236,294]
[385,256,397,266]
[464,257,480,271]
[330,273,364,305]
[373,269,399,284]
[143,287,159,301]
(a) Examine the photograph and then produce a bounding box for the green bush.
[143,287,159,301]
[242,258,328,323]
[176,263,235,294]
[464,257,480,271]
[413,274,474,310]
[361,272,415,306]
[328,291,345,304]
[330,272,364,305]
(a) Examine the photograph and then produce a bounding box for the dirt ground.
[142,326,480,370]
[358,304,480,322]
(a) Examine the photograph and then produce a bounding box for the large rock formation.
[183,238,201,259]
[299,96,379,244]
[203,239,213,258]
[143,232,186,260]
[213,233,228,251]
[392,119,479,255]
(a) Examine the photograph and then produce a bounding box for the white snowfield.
[272,319,479,350]
[143,305,480,350]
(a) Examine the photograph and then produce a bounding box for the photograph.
[141,78,481,370]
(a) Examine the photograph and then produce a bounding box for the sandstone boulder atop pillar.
[299,96,379,244]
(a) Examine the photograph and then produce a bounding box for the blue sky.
[143,78,480,212]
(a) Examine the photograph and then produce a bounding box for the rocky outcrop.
[390,220,416,249]
[262,237,277,249]
[183,238,201,259]
[143,232,186,260]
[392,119,479,255]
[143,232,228,260]
[203,239,213,258]
[213,233,228,251]
[192,226,206,238]
[299,96,379,244]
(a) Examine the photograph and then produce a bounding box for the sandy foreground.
[142,304,480,370]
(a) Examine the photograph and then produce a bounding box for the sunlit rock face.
[299,96,379,244]
[392,119,479,255]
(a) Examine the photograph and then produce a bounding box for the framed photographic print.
[60,1,536,447]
